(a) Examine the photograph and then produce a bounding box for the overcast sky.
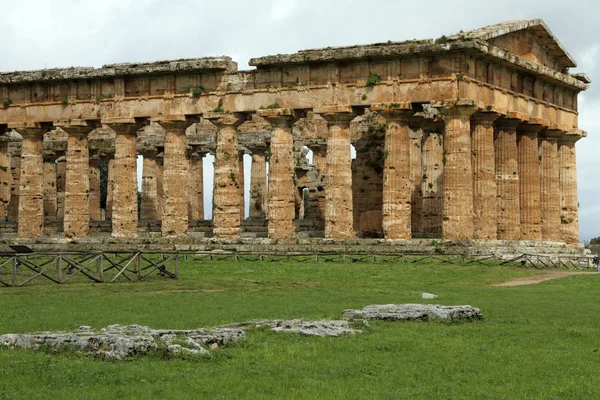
[1,0,598,241]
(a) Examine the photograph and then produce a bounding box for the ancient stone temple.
[0,19,590,250]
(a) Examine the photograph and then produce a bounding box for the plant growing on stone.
[61,97,69,106]
[191,86,209,98]
[265,103,280,109]
[214,99,224,113]
[2,99,12,108]
[366,73,381,86]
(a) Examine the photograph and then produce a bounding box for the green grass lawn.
[1,259,599,399]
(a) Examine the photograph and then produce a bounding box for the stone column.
[205,112,245,238]
[517,121,546,240]
[0,137,11,220]
[155,152,164,220]
[435,101,479,240]
[43,158,57,221]
[10,122,50,238]
[316,106,356,239]
[471,112,500,240]
[539,130,561,241]
[155,115,195,237]
[409,117,424,236]
[195,153,205,220]
[258,109,297,240]
[239,153,245,220]
[494,114,525,240]
[559,133,582,244]
[310,145,327,228]
[141,150,160,221]
[56,120,99,239]
[249,150,267,219]
[89,158,102,221]
[105,158,115,221]
[372,103,413,240]
[421,120,444,237]
[187,152,204,221]
[56,157,66,221]
[104,119,142,238]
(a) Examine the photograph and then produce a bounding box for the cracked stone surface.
[224,319,362,337]
[0,324,245,360]
[342,304,482,321]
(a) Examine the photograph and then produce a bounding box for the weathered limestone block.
[155,155,164,220]
[226,320,361,337]
[57,120,99,239]
[105,158,114,221]
[141,151,160,221]
[471,112,500,239]
[517,122,546,240]
[409,117,424,236]
[559,134,581,244]
[372,104,413,240]
[206,112,245,238]
[317,106,356,239]
[239,154,245,220]
[7,148,20,223]
[342,304,483,321]
[42,160,57,221]
[11,123,50,238]
[56,158,66,221]
[539,131,561,241]
[495,116,523,240]
[421,121,444,237]
[258,109,297,239]
[436,102,479,239]
[155,116,196,237]
[89,159,102,221]
[105,119,142,238]
[0,139,10,220]
[249,151,267,219]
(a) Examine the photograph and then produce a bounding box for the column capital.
[517,118,549,136]
[431,99,483,118]
[472,111,501,125]
[9,121,52,137]
[204,112,246,129]
[371,102,415,122]
[257,108,303,129]
[152,114,198,132]
[558,130,586,144]
[102,118,145,135]
[495,112,529,129]
[540,128,563,138]
[314,105,356,128]
[54,119,101,136]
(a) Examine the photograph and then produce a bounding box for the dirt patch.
[492,270,597,287]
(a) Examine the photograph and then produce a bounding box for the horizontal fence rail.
[0,250,594,288]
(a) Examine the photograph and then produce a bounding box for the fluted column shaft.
[517,124,544,240]
[259,109,297,239]
[43,160,57,222]
[156,118,194,237]
[56,158,66,221]
[249,151,267,219]
[559,136,580,244]
[187,154,204,221]
[106,120,141,238]
[539,132,561,241]
[89,159,102,221]
[317,107,356,239]
[495,118,522,240]
[409,118,424,236]
[438,105,478,239]
[0,140,11,220]
[471,112,500,239]
[239,154,245,220]
[13,125,48,238]
[141,152,160,220]
[206,113,245,239]
[421,121,444,237]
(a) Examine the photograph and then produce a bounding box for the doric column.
[195,153,205,220]
[0,135,12,220]
[103,118,143,238]
[421,119,444,237]
[55,119,99,239]
[539,129,561,241]
[258,108,297,239]
[141,150,160,221]
[249,149,267,219]
[43,158,57,221]
[409,117,425,236]
[55,157,66,221]
[155,152,164,220]
[495,113,525,240]
[372,103,413,240]
[89,157,102,221]
[10,122,51,238]
[205,112,245,238]
[471,112,500,240]
[186,152,203,222]
[434,101,479,239]
[8,152,21,223]
[310,145,327,227]
[517,120,547,240]
[239,152,245,220]
[559,132,583,244]
[154,115,196,237]
[105,158,115,221]
[315,106,356,239]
